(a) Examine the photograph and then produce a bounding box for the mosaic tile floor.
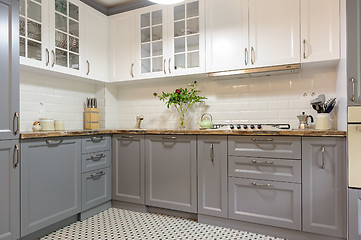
[41,208,286,240]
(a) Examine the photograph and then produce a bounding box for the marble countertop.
[20,128,347,139]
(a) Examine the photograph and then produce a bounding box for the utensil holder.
[83,108,99,130]
[315,113,330,130]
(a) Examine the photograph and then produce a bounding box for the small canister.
[55,120,65,131]
[39,118,55,131]
[315,113,330,130]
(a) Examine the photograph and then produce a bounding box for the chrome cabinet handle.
[251,160,274,165]
[14,144,20,168]
[51,50,55,67]
[13,112,19,135]
[122,135,135,139]
[210,144,214,164]
[46,139,63,145]
[90,153,104,161]
[303,39,307,59]
[168,58,171,74]
[164,59,167,74]
[251,47,255,65]
[86,60,90,75]
[245,48,249,66]
[131,63,135,78]
[251,137,273,142]
[90,171,104,178]
[352,78,356,102]
[163,136,177,140]
[321,146,325,169]
[46,48,50,66]
[91,136,103,142]
[251,182,273,188]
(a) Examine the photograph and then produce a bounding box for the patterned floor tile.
[40,208,286,240]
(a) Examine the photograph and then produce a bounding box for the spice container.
[39,118,55,131]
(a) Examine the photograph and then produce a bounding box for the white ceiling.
[91,0,139,8]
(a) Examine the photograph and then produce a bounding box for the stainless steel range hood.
[207,64,300,78]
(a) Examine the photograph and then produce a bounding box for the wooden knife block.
[83,108,99,130]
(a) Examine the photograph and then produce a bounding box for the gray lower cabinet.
[21,138,81,236]
[82,167,111,211]
[349,188,361,240]
[228,177,301,230]
[145,135,197,213]
[0,140,20,240]
[197,136,227,218]
[0,0,19,141]
[302,137,346,238]
[82,135,111,154]
[112,134,145,204]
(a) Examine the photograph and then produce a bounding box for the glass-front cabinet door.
[135,5,167,78]
[49,0,82,75]
[168,0,204,76]
[19,0,49,68]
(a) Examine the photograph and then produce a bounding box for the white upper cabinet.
[109,11,136,82]
[83,4,108,81]
[19,0,49,69]
[133,0,205,80]
[48,0,83,76]
[205,0,248,73]
[135,5,168,79]
[206,0,300,73]
[249,0,300,68]
[167,0,205,76]
[301,0,340,63]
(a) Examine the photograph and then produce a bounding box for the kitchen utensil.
[199,113,213,129]
[324,98,336,113]
[326,100,336,113]
[297,112,314,129]
[94,98,97,108]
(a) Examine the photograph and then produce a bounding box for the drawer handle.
[251,160,274,165]
[163,136,177,140]
[321,146,325,169]
[90,153,104,160]
[90,171,104,178]
[251,182,273,188]
[91,136,103,142]
[251,137,273,142]
[352,78,356,102]
[46,139,63,145]
[122,135,135,139]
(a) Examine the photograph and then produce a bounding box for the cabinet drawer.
[228,156,301,183]
[81,167,111,211]
[228,136,301,159]
[228,177,301,230]
[82,135,111,154]
[82,151,110,173]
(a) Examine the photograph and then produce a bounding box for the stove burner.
[212,123,290,130]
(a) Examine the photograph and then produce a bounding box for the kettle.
[199,113,213,129]
[297,112,314,129]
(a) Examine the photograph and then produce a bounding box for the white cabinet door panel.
[249,0,300,68]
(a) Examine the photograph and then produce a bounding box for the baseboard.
[198,214,346,240]
[20,215,78,240]
[80,201,112,221]
[111,200,148,213]
[148,206,197,221]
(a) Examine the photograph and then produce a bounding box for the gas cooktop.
[211,123,291,131]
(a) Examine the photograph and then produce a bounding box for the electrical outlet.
[39,102,45,114]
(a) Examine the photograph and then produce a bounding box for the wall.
[20,71,97,131]
[116,64,342,130]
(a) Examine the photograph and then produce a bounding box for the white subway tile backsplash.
[20,63,345,131]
